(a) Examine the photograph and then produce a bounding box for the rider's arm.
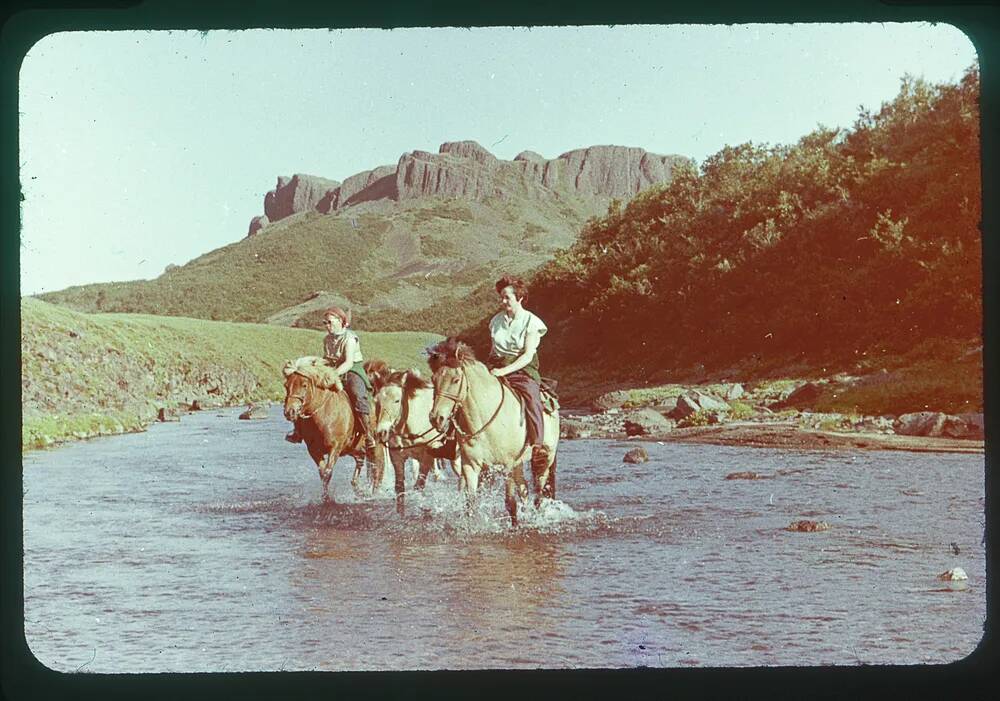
[332,336,358,376]
[491,329,540,377]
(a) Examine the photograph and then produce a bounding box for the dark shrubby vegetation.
[523,67,981,392]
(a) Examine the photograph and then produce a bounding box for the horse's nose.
[284,407,296,421]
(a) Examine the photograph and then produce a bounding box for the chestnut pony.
[282,357,386,504]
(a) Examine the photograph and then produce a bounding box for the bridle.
[375,382,448,449]
[434,365,507,443]
[286,374,334,420]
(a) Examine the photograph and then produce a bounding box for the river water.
[22,406,985,672]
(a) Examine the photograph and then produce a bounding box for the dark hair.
[495,274,528,302]
[323,307,351,326]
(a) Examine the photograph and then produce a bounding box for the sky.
[18,23,978,295]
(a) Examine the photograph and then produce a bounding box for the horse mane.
[383,367,433,397]
[364,359,393,392]
[282,356,343,391]
[427,337,477,373]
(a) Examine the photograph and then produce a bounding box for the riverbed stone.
[623,447,648,463]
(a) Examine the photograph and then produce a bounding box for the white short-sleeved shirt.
[489,310,547,359]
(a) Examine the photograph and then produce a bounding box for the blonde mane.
[282,356,343,391]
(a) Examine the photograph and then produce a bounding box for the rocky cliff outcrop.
[263,174,341,221]
[257,140,692,225]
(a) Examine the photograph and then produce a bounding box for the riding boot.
[285,426,303,443]
[530,444,550,474]
[359,414,378,465]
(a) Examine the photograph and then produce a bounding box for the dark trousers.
[343,371,370,416]
[504,371,544,446]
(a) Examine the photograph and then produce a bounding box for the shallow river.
[22,406,985,672]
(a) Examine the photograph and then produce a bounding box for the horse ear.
[282,360,295,377]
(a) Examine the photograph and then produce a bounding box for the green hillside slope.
[37,189,598,334]
[21,298,442,450]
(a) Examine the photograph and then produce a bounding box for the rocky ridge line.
[247,140,692,236]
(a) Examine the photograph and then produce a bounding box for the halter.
[435,365,507,443]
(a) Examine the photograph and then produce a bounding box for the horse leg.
[461,462,480,513]
[531,449,556,507]
[505,474,520,528]
[415,455,432,491]
[545,452,557,501]
[512,463,529,501]
[370,444,387,495]
[388,448,406,516]
[319,452,336,504]
[351,454,365,496]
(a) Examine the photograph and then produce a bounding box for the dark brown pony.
[282,357,385,503]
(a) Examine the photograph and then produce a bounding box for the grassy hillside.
[510,66,982,411]
[37,187,601,333]
[21,298,442,450]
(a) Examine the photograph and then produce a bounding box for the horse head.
[282,357,342,422]
[427,338,476,432]
[375,369,434,443]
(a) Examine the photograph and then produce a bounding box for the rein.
[441,366,507,443]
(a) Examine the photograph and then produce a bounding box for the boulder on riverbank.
[623,408,674,436]
[894,412,983,439]
[771,382,823,410]
[591,390,630,412]
[560,417,591,440]
[668,390,731,420]
[158,407,181,422]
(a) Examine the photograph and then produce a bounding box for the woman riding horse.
[286,307,378,469]
[487,274,550,478]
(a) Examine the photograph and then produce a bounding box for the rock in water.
[938,567,968,581]
[725,471,763,480]
[238,403,269,420]
[623,447,649,464]
[786,520,830,532]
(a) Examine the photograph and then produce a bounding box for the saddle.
[539,377,560,414]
